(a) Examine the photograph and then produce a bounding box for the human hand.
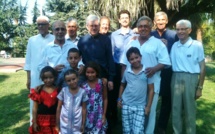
[102,115,106,124]
[145,106,151,116]
[78,65,84,75]
[33,123,40,132]
[195,89,202,100]
[55,125,60,133]
[80,124,85,134]
[108,81,114,91]
[54,64,65,72]
[145,67,156,78]
[102,78,108,86]
[161,38,168,46]
[117,99,122,108]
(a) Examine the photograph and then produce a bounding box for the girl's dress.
[82,79,108,133]
[28,88,58,134]
[57,86,88,134]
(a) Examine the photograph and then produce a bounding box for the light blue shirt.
[65,34,80,45]
[111,28,135,63]
[38,39,83,71]
[121,66,154,106]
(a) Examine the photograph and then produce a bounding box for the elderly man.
[151,11,178,133]
[120,16,171,134]
[170,19,205,134]
[24,16,54,124]
[38,20,82,72]
[99,16,111,38]
[65,17,79,45]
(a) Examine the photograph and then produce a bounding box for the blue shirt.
[111,28,135,63]
[78,33,115,81]
[121,66,154,106]
[151,29,178,53]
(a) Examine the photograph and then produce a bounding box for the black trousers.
[158,67,172,130]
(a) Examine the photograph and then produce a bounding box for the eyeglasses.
[37,23,48,26]
[138,25,151,29]
[176,28,189,31]
[55,27,66,31]
[88,25,99,28]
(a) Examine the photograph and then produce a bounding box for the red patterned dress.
[28,88,59,134]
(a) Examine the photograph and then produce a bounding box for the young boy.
[56,48,82,88]
[117,47,154,133]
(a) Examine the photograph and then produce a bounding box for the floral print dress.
[82,79,107,133]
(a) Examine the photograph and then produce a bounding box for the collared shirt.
[120,36,171,93]
[24,33,54,88]
[111,28,135,63]
[78,33,115,81]
[65,34,80,45]
[170,37,205,73]
[38,39,82,71]
[121,65,154,106]
[151,29,178,53]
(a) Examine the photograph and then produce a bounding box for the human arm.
[102,81,108,124]
[145,83,154,115]
[24,39,31,90]
[26,71,31,90]
[56,100,62,133]
[117,83,126,108]
[32,101,40,132]
[196,59,206,99]
[145,63,164,77]
[81,102,87,133]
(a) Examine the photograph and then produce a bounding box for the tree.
[32,0,40,24]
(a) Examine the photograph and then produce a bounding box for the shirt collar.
[127,65,145,74]
[39,33,51,38]
[65,34,80,42]
[116,28,133,35]
[177,37,193,48]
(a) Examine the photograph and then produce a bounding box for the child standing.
[28,66,58,134]
[118,47,154,134]
[56,69,88,133]
[56,48,82,88]
[82,61,108,133]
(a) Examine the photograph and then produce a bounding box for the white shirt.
[170,37,205,73]
[24,33,55,88]
[38,39,82,71]
[120,36,171,93]
[65,34,80,45]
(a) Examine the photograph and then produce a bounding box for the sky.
[20,0,46,24]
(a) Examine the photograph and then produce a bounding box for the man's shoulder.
[112,29,121,35]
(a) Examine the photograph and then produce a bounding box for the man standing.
[110,10,135,131]
[120,16,171,134]
[151,11,178,133]
[38,20,82,72]
[24,16,54,124]
[99,16,111,38]
[65,17,79,45]
[170,19,205,134]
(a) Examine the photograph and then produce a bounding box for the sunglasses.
[55,27,66,31]
[37,23,48,26]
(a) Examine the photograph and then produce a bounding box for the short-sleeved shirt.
[111,28,135,63]
[170,37,205,73]
[57,87,88,134]
[121,66,154,106]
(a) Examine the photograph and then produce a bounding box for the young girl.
[56,69,88,133]
[28,66,58,134]
[82,61,108,133]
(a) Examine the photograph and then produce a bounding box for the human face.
[37,19,49,36]
[119,13,130,28]
[42,71,55,87]
[65,74,78,89]
[99,19,110,34]
[154,15,168,30]
[128,53,142,68]
[53,22,66,41]
[86,67,97,81]
[86,20,100,36]
[67,21,78,38]
[67,52,80,69]
[176,24,191,41]
[137,20,151,39]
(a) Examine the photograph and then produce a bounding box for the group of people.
[24,9,205,134]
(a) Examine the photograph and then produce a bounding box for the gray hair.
[176,19,192,28]
[66,17,79,27]
[154,11,168,20]
[86,14,100,25]
[136,16,153,27]
[36,16,49,23]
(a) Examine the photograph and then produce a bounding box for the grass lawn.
[0,62,215,134]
